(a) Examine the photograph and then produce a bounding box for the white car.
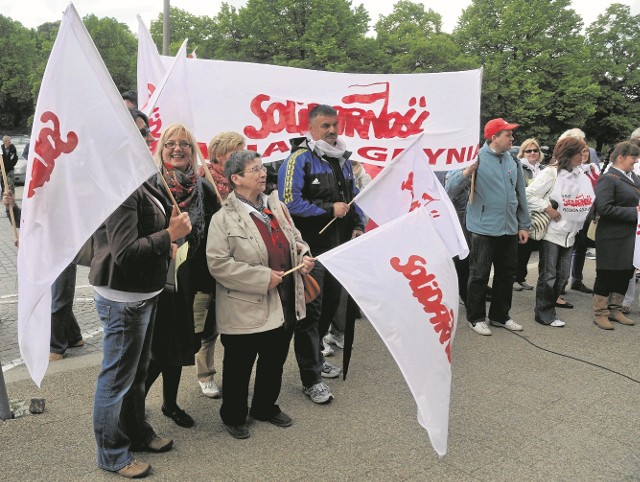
[13,142,29,185]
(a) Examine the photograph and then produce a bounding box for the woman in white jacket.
[526,137,594,327]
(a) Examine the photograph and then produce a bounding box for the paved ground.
[1,189,639,480]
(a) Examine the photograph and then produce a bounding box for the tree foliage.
[584,4,640,151]
[455,0,600,146]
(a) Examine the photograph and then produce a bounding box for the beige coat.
[206,190,310,335]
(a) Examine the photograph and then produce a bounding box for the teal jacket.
[447,142,531,236]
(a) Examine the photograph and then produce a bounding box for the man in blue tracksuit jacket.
[278,104,364,404]
[447,118,531,336]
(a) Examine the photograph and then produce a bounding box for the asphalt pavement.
[1,188,639,480]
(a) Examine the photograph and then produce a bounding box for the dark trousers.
[570,228,588,283]
[466,233,517,324]
[516,238,539,283]
[453,255,469,304]
[594,269,635,297]
[220,325,291,426]
[50,263,81,354]
[292,261,340,388]
[534,241,571,324]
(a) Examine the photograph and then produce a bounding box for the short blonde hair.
[517,138,544,163]
[2,135,10,142]
[153,124,199,170]
[208,131,245,164]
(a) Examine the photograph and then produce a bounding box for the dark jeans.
[594,269,635,297]
[570,228,588,284]
[93,293,158,472]
[534,241,571,324]
[453,255,469,304]
[220,325,291,426]
[50,263,81,354]
[516,238,539,283]
[466,233,518,324]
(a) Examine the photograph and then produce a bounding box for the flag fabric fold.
[136,15,165,111]
[318,208,457,456]
[354,136,469,259]
[142,39,195,137]
[18,3,159,386]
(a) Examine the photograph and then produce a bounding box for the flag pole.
[0,160,19,242]
[319,199,355,235]
[282,263,305,277]
[155,164,182,212]
[195,149,224,204]
[469,171,475,205]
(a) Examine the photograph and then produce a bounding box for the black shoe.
[161,405,194,428]
[263,411,293,428]
[555,300,574,309]
[571,282,593,294]
[225,424,250,439]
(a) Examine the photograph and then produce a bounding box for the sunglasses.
[524,149,539,154]
[139,127,150,137]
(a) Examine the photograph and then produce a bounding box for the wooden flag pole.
[469,171,476,205]
[319,199,355,235]
[282,263,305,277]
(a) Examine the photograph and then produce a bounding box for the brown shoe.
[593,294,614,330]
[69,338,85,347]
[116,459,151,478]
[608,293,635,325]
[49,353,64,361]
[132,435,173,453]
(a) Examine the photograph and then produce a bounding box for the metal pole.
[0,367,13,420]
[163,0,170,55]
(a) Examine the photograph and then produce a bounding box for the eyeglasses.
[241,165,267,174]
[524,149,539,154]
[139,127,150,137]
[164,141,192,149]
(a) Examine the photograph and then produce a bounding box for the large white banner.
[318,208,457,456]
[158,56,482,170]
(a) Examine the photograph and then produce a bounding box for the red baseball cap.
[484,118,520,139]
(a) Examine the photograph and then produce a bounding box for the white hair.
[630,127,640,140]
[559,128,586,140]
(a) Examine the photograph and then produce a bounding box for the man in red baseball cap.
[446,117,531,336]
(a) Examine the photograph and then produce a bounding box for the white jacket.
[525,166,577,248]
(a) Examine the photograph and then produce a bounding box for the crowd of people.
[4,93,639,478]
[446,120,640,335]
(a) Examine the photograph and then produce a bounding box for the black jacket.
[1,143,18,172]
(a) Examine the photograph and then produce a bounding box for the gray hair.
[225,150,262,188]
[630,127,640,140]
[559,128,586,140]
[2,135,10,142]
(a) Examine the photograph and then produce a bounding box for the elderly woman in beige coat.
[206,150,314,439]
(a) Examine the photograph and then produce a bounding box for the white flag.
[354,136,469,259]
[634,209,640,269]
[136,15,165,111]
[318,208,457,456]
[143,39,195,138]
[18,3,159,386]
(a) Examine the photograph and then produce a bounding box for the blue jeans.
[466,233,517,324]
[50,263,81,354]
[535,241,571,324]
[93,293,158,472]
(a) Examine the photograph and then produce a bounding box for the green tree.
[83,15,137,93]
[375,1,477,73]
[584,4,640,151]
[455,0,599,145]
[0,15,39,130]
[149,7,217,57]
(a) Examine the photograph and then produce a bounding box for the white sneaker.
[549,319,565,327]
[468,321,492,336]
[321,342,334,357]
[320,361,341,378]
[512,282,523,291]
[199,380,221,398]
[490,319,523,331]
[302,382,333,404]
[323,332,344,349]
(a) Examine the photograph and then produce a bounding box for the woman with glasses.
[193,131,246,399]
[526,137,594,327]
[144,124,219,428]
[514,139,545,291]
[206,150,314,439]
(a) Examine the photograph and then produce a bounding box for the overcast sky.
[3,0,640,34]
